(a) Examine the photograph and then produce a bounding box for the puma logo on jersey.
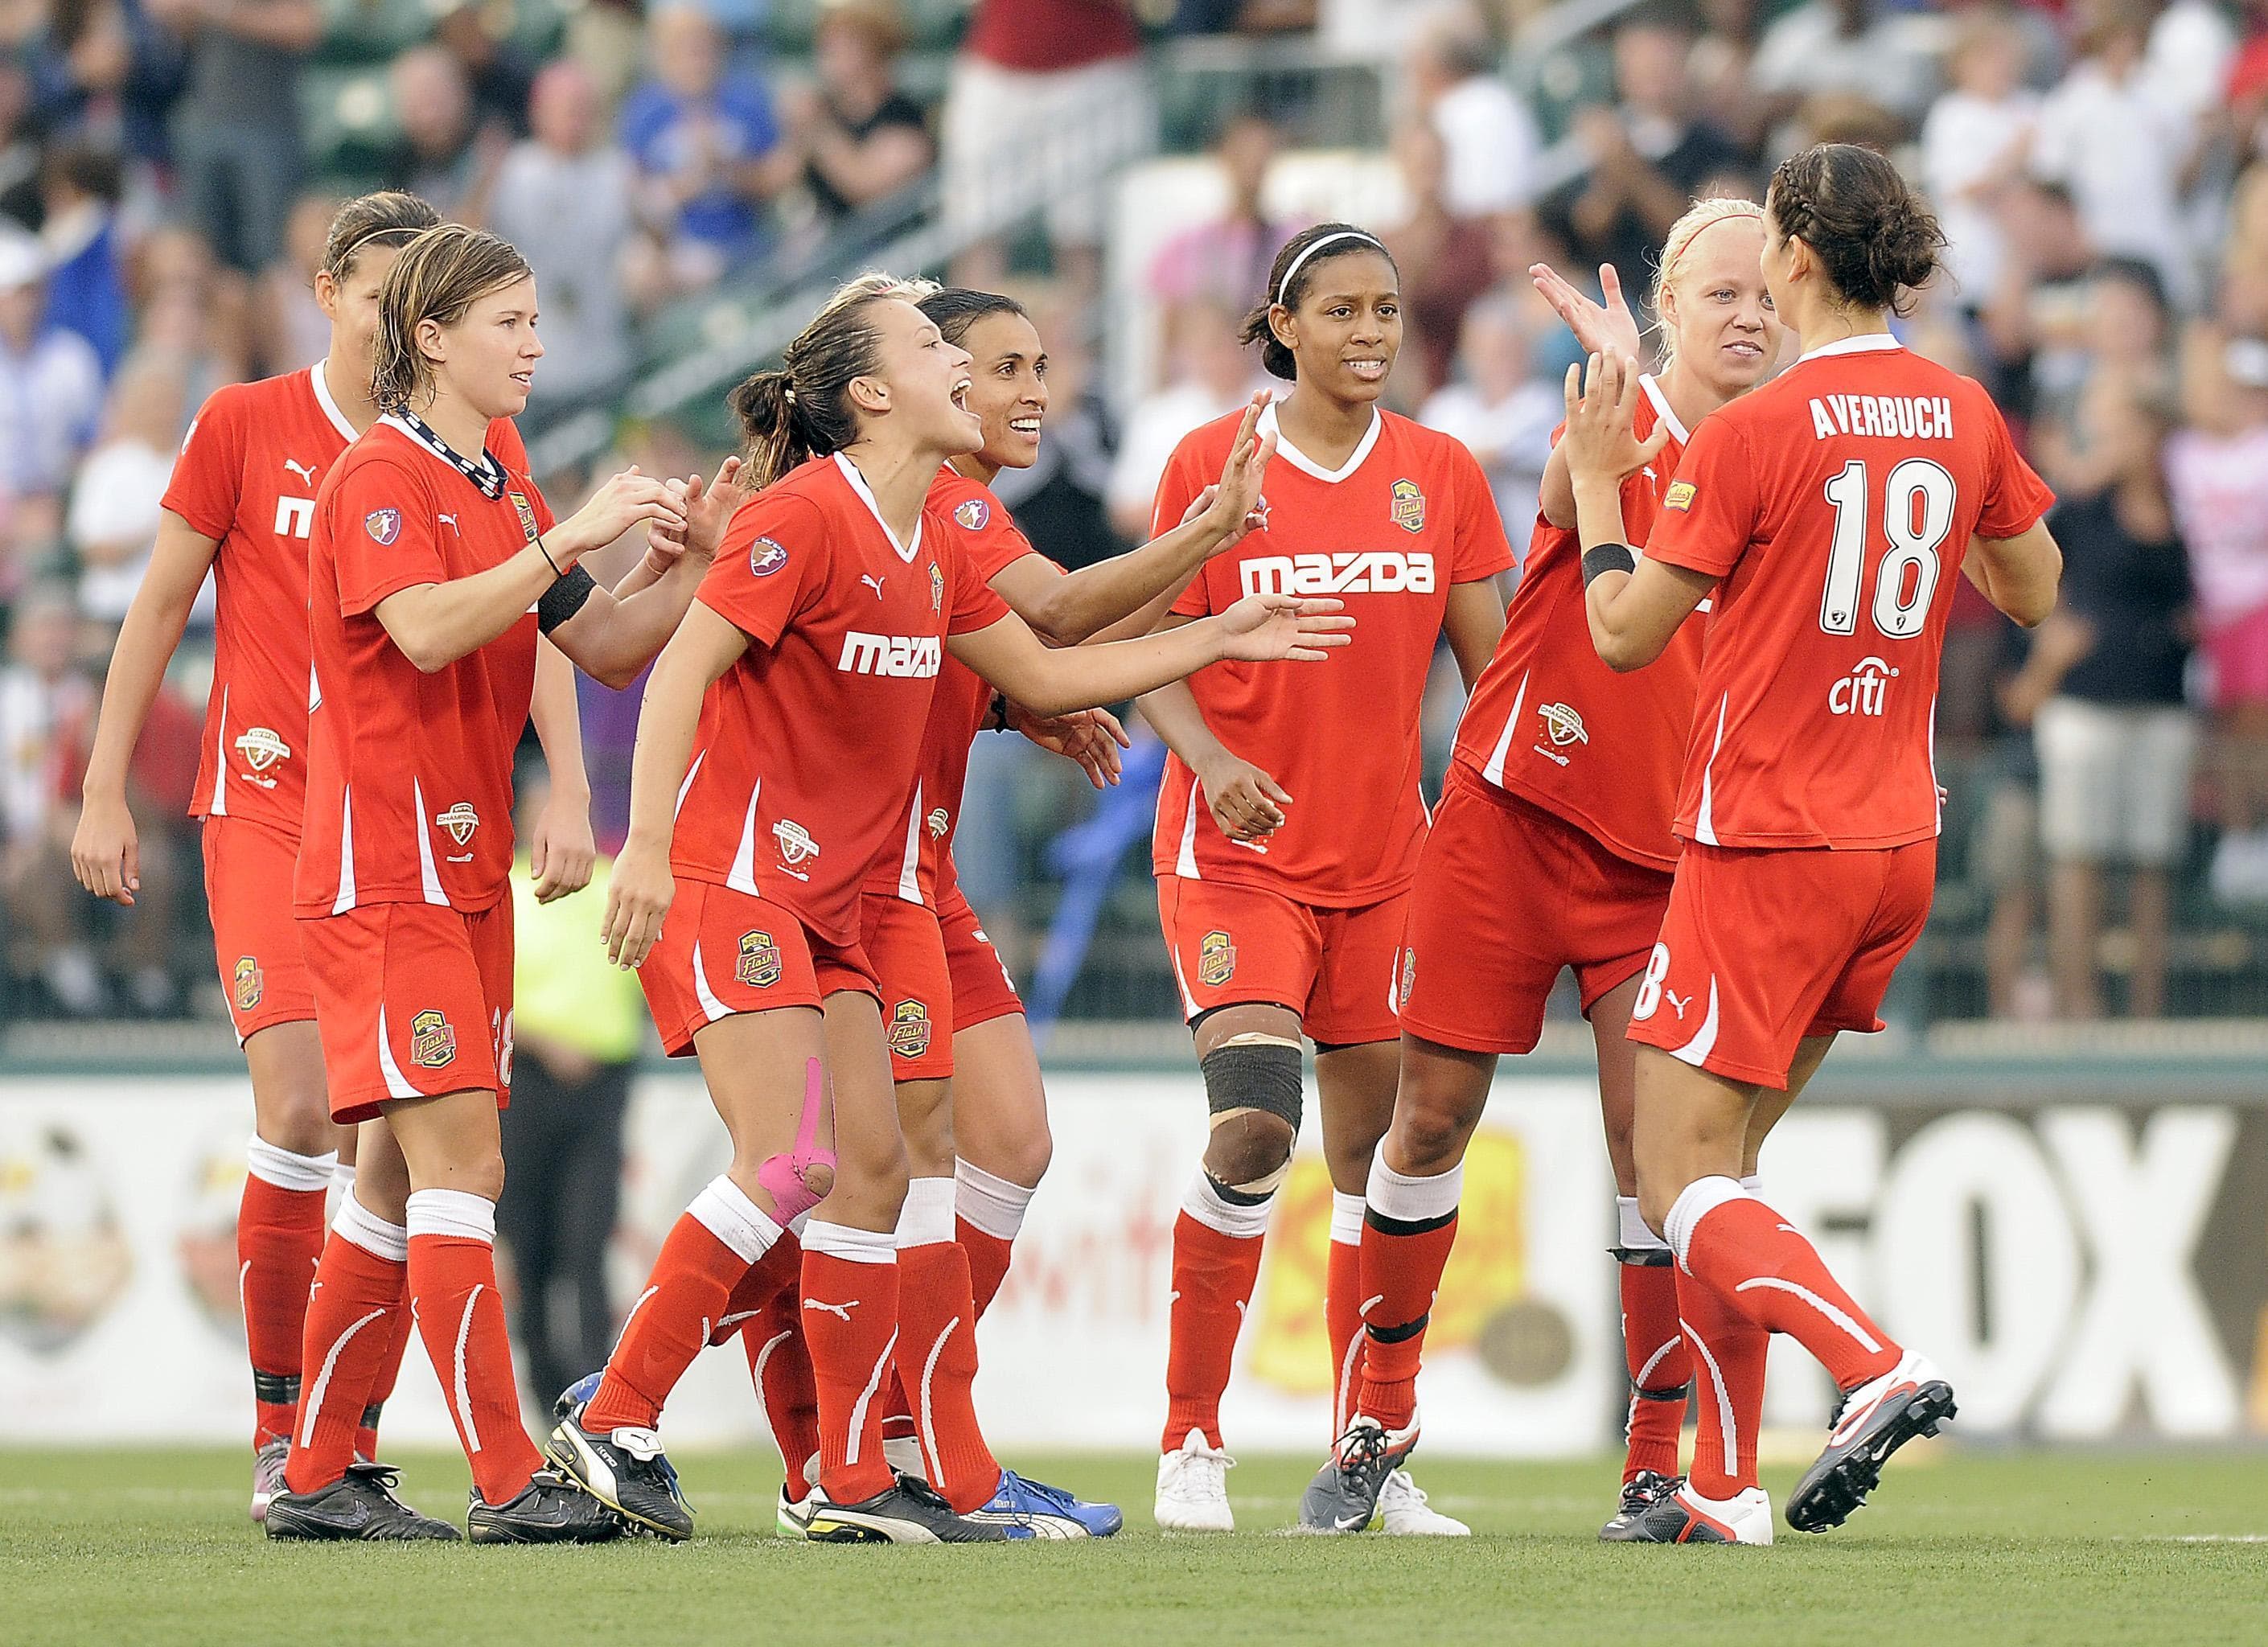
[1666,988,1692,1021]
[1240,551,1436,598]
[1830,656,1899,717]
[801,1298,857,1320]
[437,512,459,534]
[837,630,941,677]
[283,458,318,486]
[860,573,885,598]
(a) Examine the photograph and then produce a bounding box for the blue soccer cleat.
[966,1469,1124,1539]
[553,1370,602,1423]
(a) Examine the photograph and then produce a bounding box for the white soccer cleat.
[1626,1481,1775,1545]
[1377,1467,1469,1536]
[1154,1428,1236,1532]
[1788,1349,1956,1533]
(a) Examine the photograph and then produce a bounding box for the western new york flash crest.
[930,561,944,612]
[232,957,263,1011]
[1198,929,1236,988]
[409,1008,456,1069]
[507,489,540,542]
[736,930,781,988]
[889,999,932,1057]
[1391,478,1426,533]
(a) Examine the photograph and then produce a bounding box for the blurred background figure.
[1921,9,2040,310]
[154,0,318,277]
[384,43,498,224]
[1107,298,1258,544]
[67,347,187,626]
[1403,2,1538,220]
[777,0,933,234]
[1385,118,1493,401]
[1417,291,1557,554]
[1148,110,1290,315]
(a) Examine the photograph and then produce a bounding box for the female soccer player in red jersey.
[261,223,729,1543]
[1318,199,1783,1541]
[1137,222,1515,1536]
[68,193,600,1521]
[553,274,1350,1545]
[1575,144,2061,1543]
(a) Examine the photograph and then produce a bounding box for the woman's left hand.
[1560,351,1670,489]
[528,787,597,903]
[1010,704,1132,789]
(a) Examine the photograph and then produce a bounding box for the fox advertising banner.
[1,1070,2263,1452]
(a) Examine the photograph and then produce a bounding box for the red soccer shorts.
[298,900,515,1124]
[1626,839,1937,1089]
[202,815,318,1045]
[860,892,955,1083]
[1399,772,1673,1056]
[937,878,1023,1032]
[1157,876,1404,1047]
[640,880,879,1058]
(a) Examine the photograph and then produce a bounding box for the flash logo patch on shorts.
[1664,481,1696,512]
[234,726,290,772]
[409,1008,457,1068]
[1198,929,1237,988]
[1538,703,1589,747]
[435,803,479,846]
[888,999,933,1058]
[233,957,264,1011]
[364,507,401,544]
[955,498,989,531]
[1391,478,1426,533]
[1398,948,1415,1010]
[736,930,781,988]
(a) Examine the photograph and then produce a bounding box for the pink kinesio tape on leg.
[758,1058,836,1222]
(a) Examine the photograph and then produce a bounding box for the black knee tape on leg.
[1633,1382,1691,1403]
[1202,1170,1276,1209]
[1366,1312,1431,1345]
[1612,1245,1674,1267]
[1200,1038,1304,1132]
[253,1370,301,1406]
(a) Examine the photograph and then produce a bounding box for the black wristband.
[537,564,598,633]
[535,533,562,577]
[1582,543,1639,586]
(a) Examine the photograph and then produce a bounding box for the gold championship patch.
[888,999,932,1058]
[1198,929,1237,988]
[1391,478,1426,533]
[736,930,781,988]
[234,726,289,772]
[507,489,540,541]
[1664,481,1696,512]
[233,957,263,1011]
[409,1008,457,1069]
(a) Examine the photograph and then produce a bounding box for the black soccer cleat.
[1787,1350,1956,1534]
[466,1468,624,1544]
[547,1411,693,1542]
[1297,1414,1420,1534]
[1621,1481,1774,1544]
[1599,1468,1683,1541]
[264,1460,462,1542]
[801,1473,1030,1543]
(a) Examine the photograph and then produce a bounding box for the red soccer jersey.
[164,364,526,836]
[1451,380,1701,872]
[294,416,552,916]
[1148,404,1515,906]
[672,454,1013,945]
[1645,335,2054,849]
[865,467,1052,906]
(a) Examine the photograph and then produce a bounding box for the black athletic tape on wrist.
[537,564,598,633]
[1583,543,1638,585]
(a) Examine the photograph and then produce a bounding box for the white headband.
[1275,231,1386,308]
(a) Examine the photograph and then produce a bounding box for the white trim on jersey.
[1479,669,1531,788]
[375,1003,422,1099]
[1694,696,1727,847]
[1257,402,1381,485]
[1174,774,1202,878]
[1795,333,1906,365]
[307,362,359,443]
[1167,936,1201,1018]
[307,662,321,713]
[413,777,448,905]
[209,685,231,816]
[1667,978,1721,1068]
[674,748,707,819]
[331,786,357,913]
[896,779,924,904]
[1637,374,1690,446]
[726,778,763,895]
[833,452,922,565]
[1929,692,1942,836]
[689,936,733,1023]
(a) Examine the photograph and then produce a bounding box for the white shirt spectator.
[1418,376,1558,552]
[69,435,188,625]
[0,327,102,496]
[489,142,638,407]
[2165,425,2268,626]
[1107,382,1253,540]
[2143,0,2237,122]
[1751,2,1940,126]
[2031,60,2197,309]
[1921,88,2040,302]
[1432,76,1540,216]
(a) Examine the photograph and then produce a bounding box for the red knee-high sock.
[402,1189,546,1507]
[281,1201,405,1495]
[1670,1177,1899,1391]
[1161,1173,1274,1453]
[356,1271,416,1462]
[896,1178,1001,1512]
[801,1222,902,1505]
[1677,1265,1767,1498]
[1617,1197,1691,1483]
[1326,1192,1366,1439]
[742,1271,820,1492]
[955,1159,1034,1320]
[1352,1157,1462,1434]
[586,1176,779,1432]
[240,1137,335,1449]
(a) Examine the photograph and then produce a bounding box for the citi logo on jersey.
[1830,656,1899,717]
[1239,551,1436,598]
[837,630,942,677]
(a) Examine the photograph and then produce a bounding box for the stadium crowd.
[2,0,2266,1027]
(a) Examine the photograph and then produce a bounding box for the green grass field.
[3,1447,2263,1645]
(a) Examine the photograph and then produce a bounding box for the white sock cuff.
[954,1158,1035,1242]
[1617,1195,1668,1254]
[1740,1173,1763,1196]
[1365,1156,1463,1224]
[1664,1176,1749,1272]
[787,1210,812,1239]
[1181,1169,1275,1240]
[803,1218,898,1265]
[895,1176,958,1249]
[246,1136,337,1193]
[333,1193,409,1263]
[330,1160,357,1200]
[690,1175,784,1264]
[405,1187,497,1244]
[1329,1190,1366,1247]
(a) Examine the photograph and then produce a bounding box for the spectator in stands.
[1147,111,1290,316]
[26,0,185,170]
[434,0,539,140]
[1107,298,1258,543]
[37,140,128,377]
[1979,179,2097,424]
[777,0,933,229]
[386,44,503,224]
[0,64,45,229]
[2033,258,2177,477]
[2030,0,2203,311]
[256,191,334,376]
[2216,162,2268,336]
[491,61,636,423]
[1749,0,1940,139]
[1687,0,1773,156]
[1541,13,1744,309]
[944,0,1152,297]
[621,4,785,294]
[1921,9,2041,310]
[68,349,187,626]
[1385,119,1492,401]
[133,224,249,400]
[1403,2,1539,219]
[0,232,103,528]
[2167,330,2268,905]
[2003,373,2194,1018]
[151,0,320,274]
[1417,292,1555,556]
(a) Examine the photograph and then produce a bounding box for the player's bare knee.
[1198,1029,1302,1195]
